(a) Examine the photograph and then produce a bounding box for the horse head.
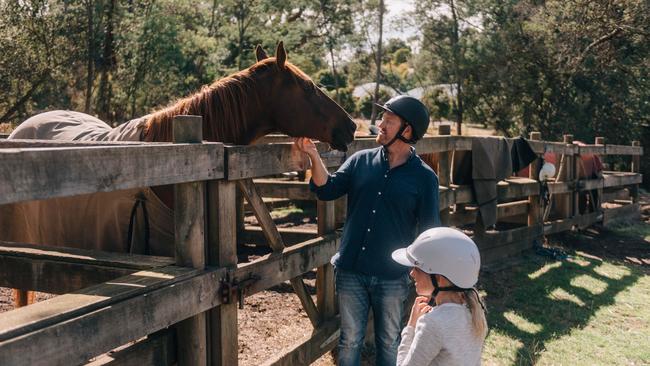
[252,42,356,151]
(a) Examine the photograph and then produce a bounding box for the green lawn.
[481,223,650,365]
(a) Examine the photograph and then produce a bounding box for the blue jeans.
[336,268,411,366]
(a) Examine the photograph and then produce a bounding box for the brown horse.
[1,42,355,258]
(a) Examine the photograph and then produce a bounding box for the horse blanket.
[0,111,175,256]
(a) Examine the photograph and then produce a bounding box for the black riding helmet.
[375,95,430,147]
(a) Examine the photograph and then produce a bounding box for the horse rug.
[0,110,174,256]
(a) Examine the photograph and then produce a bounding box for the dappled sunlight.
[573,251,603,262]
[566,257,592,267]
[528,261,562,279]
[503,311,543,334]
[483,245,647,365]
[570,275,608,295]
[593,262,631,280]
[548,288,586,307]
[132,270,177,280]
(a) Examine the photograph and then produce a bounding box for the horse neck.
[145,74,271,144]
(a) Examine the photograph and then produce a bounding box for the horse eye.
[304,83,317,92]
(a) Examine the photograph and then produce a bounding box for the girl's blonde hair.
[463,289,488,338]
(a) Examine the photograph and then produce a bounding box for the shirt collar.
[381,146,417,164]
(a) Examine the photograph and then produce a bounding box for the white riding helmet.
[392,227,481,289]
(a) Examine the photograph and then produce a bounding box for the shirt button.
[367,228,371,232]
[362,247,366,250]
[378,192,382,195]
[384,174,388,178]
[372,210,376,214]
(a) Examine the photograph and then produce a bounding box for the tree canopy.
[1,0,648,158]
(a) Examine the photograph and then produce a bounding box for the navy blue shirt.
[310,146,440,279]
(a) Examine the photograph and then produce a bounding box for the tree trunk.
[85,0,94,114]
[370,0,384,126]
[97,0,116,122]
[237,25,244,70]
[209,0,218,36]
[236,2,248,71]
[0,72,49,123]
[328,44,341,104]
[450,0,463,135]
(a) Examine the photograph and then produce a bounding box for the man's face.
[376,111,405,145]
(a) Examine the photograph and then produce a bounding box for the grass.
[269,204,305,220]
[608,222,650,243]
[480,223,650,365]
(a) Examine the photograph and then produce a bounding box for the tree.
[370,0,385,125]
[0,1,86,123]
[462,0,650,144]
[315,0,356,103]
[412,0,481,135]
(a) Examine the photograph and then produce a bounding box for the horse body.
[0,42,356,257]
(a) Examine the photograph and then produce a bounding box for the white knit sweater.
[397,303,485,366]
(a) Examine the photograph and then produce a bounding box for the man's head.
[375,95,430,148]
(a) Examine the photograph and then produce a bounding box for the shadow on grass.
[482,227,647,365]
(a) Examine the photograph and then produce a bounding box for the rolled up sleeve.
[309,155,355,201]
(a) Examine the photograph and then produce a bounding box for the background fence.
[0,118,643,365]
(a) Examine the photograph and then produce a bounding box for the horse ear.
[255,45,268,62]
[275,41,287,69]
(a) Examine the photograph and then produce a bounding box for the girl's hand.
[408,296,432,327]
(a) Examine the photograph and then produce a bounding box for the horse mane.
[144,59,299,143]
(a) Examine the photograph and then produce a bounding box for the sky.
[332,0,419,63]
[384,0,417,42]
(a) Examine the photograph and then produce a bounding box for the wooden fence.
[0,117,643,366]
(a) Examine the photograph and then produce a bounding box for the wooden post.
[13,289,35,307]
[238,179,321,326]
[631,140,640,204]
[573,137,580,215]
[207,180,238,366]
[438,125,451,225]
[235,189,245,243]
[528,132,542,228]
[558,134,574,219]
[173,115,208,366]
[594,137,604,211]
[317,200,337,321]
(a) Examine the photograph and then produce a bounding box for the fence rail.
[0,120,643,366]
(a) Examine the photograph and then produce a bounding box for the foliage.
[357,88,392,118]
[326,87,358,116]
[422,87,452,120]
[316,69,348,90]
[0,0,648,167]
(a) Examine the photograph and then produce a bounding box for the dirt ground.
[1,192,648,365]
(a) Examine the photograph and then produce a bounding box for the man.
[294,95,440,366]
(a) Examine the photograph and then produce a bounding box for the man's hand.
[408,296,432,327]
[294,137,318,157]
[294,137,328,186]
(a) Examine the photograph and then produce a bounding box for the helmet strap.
[430,274,468,305]
[382,121,416,148]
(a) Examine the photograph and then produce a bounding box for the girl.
[392,227,488,365]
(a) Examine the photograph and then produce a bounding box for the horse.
[0,42,356,261]
[515,141,604,215]
[419,139,604,224]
